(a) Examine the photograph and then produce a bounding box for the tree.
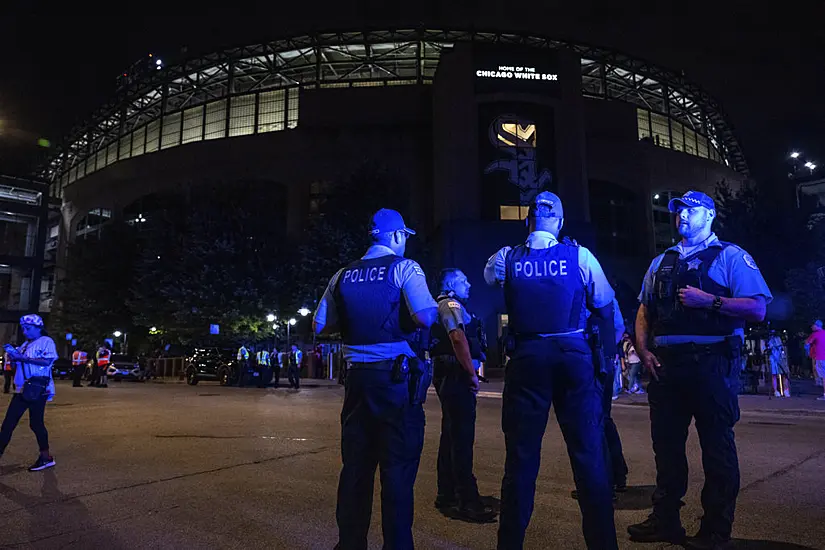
[130,181,287,345]
[51,221,136,347]
[288,160,416,312]
[715,179,822,325]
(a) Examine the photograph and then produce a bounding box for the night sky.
[1,3,823,184]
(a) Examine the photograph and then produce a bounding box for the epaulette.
[561,236,580,247]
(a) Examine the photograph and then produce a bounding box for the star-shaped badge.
[687,258,702,271]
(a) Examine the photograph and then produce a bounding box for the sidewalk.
[471,378,825,416]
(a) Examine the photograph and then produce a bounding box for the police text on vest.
[514,260,568,278]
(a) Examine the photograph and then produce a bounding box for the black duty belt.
[654,339,737,357]
[347,360,394,371]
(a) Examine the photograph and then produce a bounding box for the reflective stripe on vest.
[72,351,88,366]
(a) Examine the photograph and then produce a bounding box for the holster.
[588,326,608,379]
[407,357,432,405]
[391,355,410,384]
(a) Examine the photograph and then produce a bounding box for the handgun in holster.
[405,356,432,405]
[589,325,609,379]
[391,355,410,384]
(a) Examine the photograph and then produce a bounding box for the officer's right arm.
[313,269,344,335]
[397,261,438,328]
[635,258,662,379]
[438,300,478,388]
[484,246,512,286]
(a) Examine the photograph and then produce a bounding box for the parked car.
[107,355,145,381]
[185,348,237,386]
[52,358,73,380]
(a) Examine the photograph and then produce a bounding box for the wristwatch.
[712,295,723,311]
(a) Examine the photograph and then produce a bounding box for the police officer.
[430,268,496,523]
[572,297,629,501]
[256,348,271,388]
[71,346,88,388]
[236,343,250,387]
[314,208,437,550]
[484,191,618,550]
[95,343,110,388]
[628,191,771,550]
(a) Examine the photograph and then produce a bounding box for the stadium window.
[161,112,182,149]
[145,120,160,152]
[637,109,651,140]
[119,133,132,160]
[684,126,697,156]
[229,95,255,137]
[697,134,709,158]
[131,127,146,157]
[650,112,670,149]
[106,142,118,166]
[287,88,299,129]
[651,190,679,253]
[182,106,204,144]
[204,100,227,140]
[500,205,529,220]
[258,90,286,133]
[671,121,684,152]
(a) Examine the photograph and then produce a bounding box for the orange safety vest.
[97,349,111,366]
[72,350,88,366]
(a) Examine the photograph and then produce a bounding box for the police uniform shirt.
[484,230,615,336]
[314,244,437,363]
[435,294,483,370]
[638,233,773,346]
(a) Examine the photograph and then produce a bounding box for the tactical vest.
[504,243,585,334]
[429,295,484,359]
[650,244,744,337]
[335,254,411,346]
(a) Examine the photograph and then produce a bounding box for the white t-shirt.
[13,335,58,401]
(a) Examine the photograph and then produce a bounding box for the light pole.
[287,318,297,349]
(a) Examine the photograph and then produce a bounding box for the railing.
[145,357,186,379]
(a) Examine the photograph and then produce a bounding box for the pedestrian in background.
[805,321,825,400]
[622,333,644,394]
[0,314,57,471]
[288,344,302,389]
[3,353,12,394]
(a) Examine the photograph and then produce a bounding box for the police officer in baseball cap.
[314,208,437,550]
[629,189,771,549]
[484,191,618,549]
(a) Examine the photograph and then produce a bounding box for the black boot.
[684,530,734,550]
[627,514,686,543]
[450,499,497,523]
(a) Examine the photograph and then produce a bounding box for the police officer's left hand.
[678,285,714,309]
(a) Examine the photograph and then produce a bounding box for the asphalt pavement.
[0,379,821,549]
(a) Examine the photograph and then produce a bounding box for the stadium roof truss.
[42,29,747,188]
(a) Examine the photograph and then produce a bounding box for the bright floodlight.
[654,194,660,200]
[805,162,814,169]
[298,307,310,317]
[266,313,276,323]
[150,326,157,332]
[272,323,278,330]
[288,318,297,326]
[790,151,801,159]
[810,163,818,171]
[113,331,122,337]
[156,59,162,65]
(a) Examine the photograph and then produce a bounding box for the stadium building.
[40,29,749,362]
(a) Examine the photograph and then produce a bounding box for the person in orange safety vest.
[95,344,111,388]
[72,348,88,388]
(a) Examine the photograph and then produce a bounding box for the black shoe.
[684,531,734,550]
[434,494,458,510]
[28,455,55,472]
[450,500,497,523]
[570,489,618,502]
[479,494,501,511]
[100,384,108,388]
[627,515,686,543]
[2,389,8,394]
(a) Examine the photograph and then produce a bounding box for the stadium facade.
[40,29,750,361]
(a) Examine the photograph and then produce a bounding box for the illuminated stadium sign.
[476,66,558,82]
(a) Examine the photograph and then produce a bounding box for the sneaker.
[28,455,55,472]
[783,390,791,398]
[684,531,734,550]
[611,394,619,401]
[817,396,825,401]
[774,391,781,397]
[627,514,685,543]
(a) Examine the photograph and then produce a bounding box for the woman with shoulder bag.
[0,314,57,471]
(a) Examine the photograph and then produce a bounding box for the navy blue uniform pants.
[498,336,617,550]
[648,346,740,538]
[337,368,425,550]
[602,362,628,488]
[433,358,480,506]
